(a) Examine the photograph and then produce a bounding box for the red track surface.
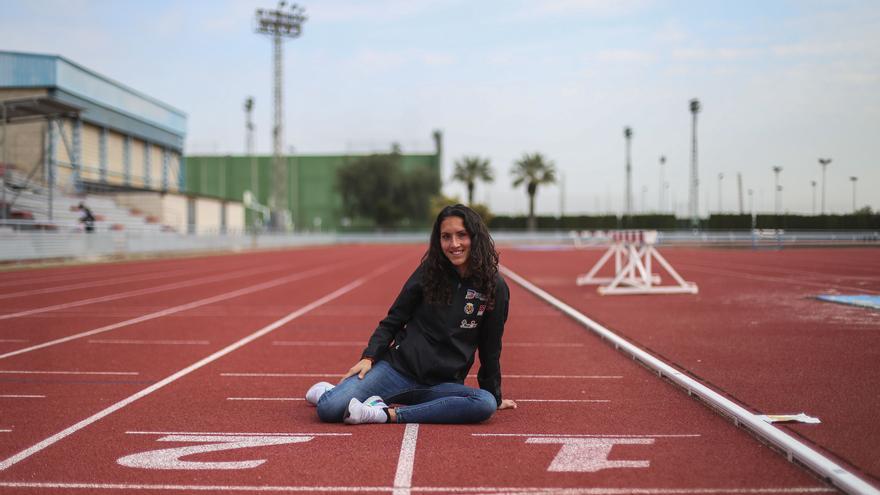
[502,245,880,489]
[0,244,872,493]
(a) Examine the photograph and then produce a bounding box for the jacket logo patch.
[466,289,487,301]
[464,302,474,315]
[460,319,477,329]
[477,304,486,316]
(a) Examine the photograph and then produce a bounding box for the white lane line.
[0,482,837,493]
[88,339,210,345]
[0,370,138,376]
[674,264,880,295]
[126,431,350,437]
[0,260,401,472]
[473,433,701,438]
[0,395,46,398]
[393,424,419,495]
[505,342,584,347]
[0,339,29,343]
[500,264,879,495]
[222,373,343,378]
[0,265,217,300]
[498,375,621,379]
[0,263,286,321]
[219,373,621,379]
[272,341,363,346]
[226,397,306,401]
[0,430,11,433]
[514,399,609,403]
[0,263,344,361]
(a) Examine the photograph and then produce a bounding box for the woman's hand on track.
[498,399,517,410]
[341,358,373,382]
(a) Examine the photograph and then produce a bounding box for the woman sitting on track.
[306,204,517,424]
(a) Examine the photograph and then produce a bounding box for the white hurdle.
[575,230,698,295]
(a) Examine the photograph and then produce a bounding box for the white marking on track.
[226,397,305,401]
[514,399,609,403]
[219,373,622,379]
[0,481,838,492]
[0,263,345,361]
[393,424,419,495]
[0,265,215,300]
[526,437,654,472]
[221,373,343,378]
[0,263,285,320]
[0,430,12,433]
[126,431,350,436]
[505,343,585,347]
[0,260,402,472]
[117,434,315,470]
[0,394,46,398]
[88,339,210,345]
[0,370,138,376]
[474,433,701,438]
[272,341,363,346]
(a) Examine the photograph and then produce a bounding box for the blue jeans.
[316,360,497,424]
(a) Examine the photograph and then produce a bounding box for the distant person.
[77,202,95,233]
[306,204,517,424]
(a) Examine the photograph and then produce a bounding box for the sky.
[3,0,878,217]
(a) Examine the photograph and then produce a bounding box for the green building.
[185,132,442,231]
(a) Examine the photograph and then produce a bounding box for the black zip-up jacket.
[361,264,510,406]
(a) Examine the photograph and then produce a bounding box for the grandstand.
[0,50,243,235]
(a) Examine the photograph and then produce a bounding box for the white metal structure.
[576,230,698,295]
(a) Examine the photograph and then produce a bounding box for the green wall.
[185,153,440,231]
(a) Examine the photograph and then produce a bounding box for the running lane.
[0,245,831,493]
[500,245,880,488]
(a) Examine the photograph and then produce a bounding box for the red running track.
[501,244,880,489]
[0,244,860,493]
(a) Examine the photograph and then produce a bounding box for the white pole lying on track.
[502,265,879,495]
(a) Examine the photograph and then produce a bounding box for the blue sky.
[3,0,878,216]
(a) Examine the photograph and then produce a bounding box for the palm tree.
[510,152,557,231]
[452,156,494,205]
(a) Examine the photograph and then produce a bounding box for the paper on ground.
[757,412,821,424]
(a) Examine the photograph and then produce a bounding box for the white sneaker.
[305,381,334,406]
[343,396,389,424]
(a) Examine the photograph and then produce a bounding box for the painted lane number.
[526,437,654,472]
[118,435,313,470]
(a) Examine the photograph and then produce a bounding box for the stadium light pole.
[850,176,858,212]
[255,1,307,231]
[772,166,783,215]
[717,172,724,213]
[624,126,633,217]
[689,98,700,227]
[810,180,817,215]
[818,158,831,214]
[244,97,257,199]
[658,155,666,213]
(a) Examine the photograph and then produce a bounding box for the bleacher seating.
[0,166,168,233]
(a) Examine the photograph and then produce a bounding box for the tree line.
[337,151,557,230]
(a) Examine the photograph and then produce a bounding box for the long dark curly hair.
[421,204,499,305]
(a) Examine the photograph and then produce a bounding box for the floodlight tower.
[658,155,666,212]
[255,1,307,230]
[624,126,633,217]
[689,98,701,227]
[244,97,257,199]
[717,172,724,213]
[810,180,817,215]
[850,176,858,212]
[772,166,783,215]
[818,158,831,214]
